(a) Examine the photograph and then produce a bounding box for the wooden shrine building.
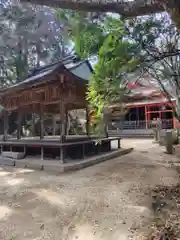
[108,74,177,137]
[0,56,120,163]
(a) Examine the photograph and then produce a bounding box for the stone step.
[1,151,25,159]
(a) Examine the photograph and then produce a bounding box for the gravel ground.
[0,139,179,240]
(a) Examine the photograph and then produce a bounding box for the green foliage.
[55,12,144,120]
[55,9,106,58]
[56,10,180,121]
[87,17,138,119]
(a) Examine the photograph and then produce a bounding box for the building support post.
[3,111,8,141]
[136,107,139,122]
[60,101,66,163]
[52,115,56,136]
[86,107,90,136]
[65,110,68,135]
[40,105,44,160]
[17,110,22,140]
[104,116,108,138]
[40,105,44,140]
[32,113,36,137]
[104,123,108,138]
[145,106,148,129]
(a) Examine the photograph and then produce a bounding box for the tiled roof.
[0,55,93,94]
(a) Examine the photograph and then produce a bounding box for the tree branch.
[146,67,177,116]
[20,0,164,17]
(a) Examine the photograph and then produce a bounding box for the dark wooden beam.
[60,101,66,142]
[85,107,90,136]
[65,110,69,135]
[20,0,164,17]
[17,110,22,140]
[52,115,56,135]
[3,111,8,141]
[32,113,36,137]
[59,101,66,163]
[40,105,44,140]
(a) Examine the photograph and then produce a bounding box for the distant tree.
[138,17,180,120]
[0,1,71,87]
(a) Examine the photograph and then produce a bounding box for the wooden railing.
[108,119,174,130]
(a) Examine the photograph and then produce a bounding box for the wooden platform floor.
[0,135,121,163]
[6,135,90,142]
[0,148,133,172]
[0,135,118,146]
[8,135,90,140]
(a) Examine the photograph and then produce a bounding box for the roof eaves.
[0,65,58,95]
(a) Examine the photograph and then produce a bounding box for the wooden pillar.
[17,110,22,140]
[3,111,8,141]
[40,105,44,140]
[86,107,90,136]
[32,113,36,137]
[60,101,66,163]
[52,115,56,136]
[136,107,139,122]
[60,101,66,142]
[173,116,176,129]
[104,123,108,138]
[145,106,148,129]
[103,116,108,138]
[102,109,108,138]
[65,110,68,135]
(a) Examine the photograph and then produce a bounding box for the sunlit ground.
[34,189,66,206]
[0,139,178,240]
[0,206,13,220]
[0,171,11,176]
[5,178,24,186]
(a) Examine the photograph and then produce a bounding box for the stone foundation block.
[0,157,15,166]
[2,151,25,159]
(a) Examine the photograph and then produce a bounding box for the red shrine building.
[119,75,178,130]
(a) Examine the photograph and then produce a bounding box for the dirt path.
[0,139,179,240]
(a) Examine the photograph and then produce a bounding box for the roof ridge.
[28,55,79,77]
